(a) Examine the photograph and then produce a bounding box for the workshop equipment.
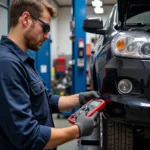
[68,99,105,124]
[55,56,66,76]
[71,0,87,94]
[68,99,106,149]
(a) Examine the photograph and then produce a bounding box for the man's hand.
[75,112,99,137]
[79,91,100,105]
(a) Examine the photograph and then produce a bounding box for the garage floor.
[53,114,78,150]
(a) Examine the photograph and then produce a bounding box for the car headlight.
[111,32,150,58]
[118,79,133,94]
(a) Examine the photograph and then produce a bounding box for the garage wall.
[0,6,8,38]
[0,0,7,5]
[56,5,114,56]
[49,1,59,63]
[57,7,72,56]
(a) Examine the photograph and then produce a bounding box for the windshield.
[127,11,150,24]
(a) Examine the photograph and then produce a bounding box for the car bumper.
[97,56,150,125]
[103,94,150,126]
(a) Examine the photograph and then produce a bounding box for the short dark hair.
[9,0,58,27]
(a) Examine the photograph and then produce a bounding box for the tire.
[101,115,134,150]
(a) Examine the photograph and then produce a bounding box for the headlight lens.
[111,32,150,58]
[141,43,150,55]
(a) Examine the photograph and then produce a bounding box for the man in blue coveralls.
[0,0,100,150]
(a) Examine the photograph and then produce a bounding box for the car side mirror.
[82,18,106,35]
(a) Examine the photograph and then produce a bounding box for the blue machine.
[36,39,51,89]
[72,0,87,94]
[71,0,86,114]
[28,38,51,90]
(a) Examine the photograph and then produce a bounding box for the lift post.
[71,0,86,94]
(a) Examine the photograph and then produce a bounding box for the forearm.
[44,125,79,149]
[58,94,80,112]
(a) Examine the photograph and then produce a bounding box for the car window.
[127,11,150,24]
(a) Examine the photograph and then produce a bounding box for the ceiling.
[53,0,117,7]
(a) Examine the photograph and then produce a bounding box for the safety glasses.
[30,14,50,33]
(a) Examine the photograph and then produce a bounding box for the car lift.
[71,0,87,95]
[71,1,100,150]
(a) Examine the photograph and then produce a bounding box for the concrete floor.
[53,114,78,150]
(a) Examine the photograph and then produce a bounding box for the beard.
[24,24,44,51]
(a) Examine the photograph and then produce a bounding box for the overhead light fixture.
[94,7,104,14]
[92,0,103,7]
[92,0,104,14]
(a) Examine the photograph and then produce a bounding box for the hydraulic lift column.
[71,0,86,94]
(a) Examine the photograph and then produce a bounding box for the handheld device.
[68,99,106,124]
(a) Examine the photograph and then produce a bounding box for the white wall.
[0,0,7,5]
[0,6,8,37]
[57,7,72,56]
[49,1,59,64]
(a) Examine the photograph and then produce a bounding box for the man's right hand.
[75,112,99,137]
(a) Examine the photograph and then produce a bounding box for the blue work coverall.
[0,36,60,150]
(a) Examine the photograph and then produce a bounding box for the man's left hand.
[79,91,100,105]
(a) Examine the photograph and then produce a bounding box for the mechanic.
[0,0,100,150]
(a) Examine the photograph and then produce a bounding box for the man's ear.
[20,12,31,27]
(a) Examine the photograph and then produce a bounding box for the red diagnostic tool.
[68,99,106,124]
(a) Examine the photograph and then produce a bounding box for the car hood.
[118,0,150,24]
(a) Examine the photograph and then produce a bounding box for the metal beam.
[72,0,86,94]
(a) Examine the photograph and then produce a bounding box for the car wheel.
[101,115,134,150]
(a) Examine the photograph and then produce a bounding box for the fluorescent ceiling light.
[94,7,104,14]
[92,0,103,7]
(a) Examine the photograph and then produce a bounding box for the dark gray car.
[83,0,150,149]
